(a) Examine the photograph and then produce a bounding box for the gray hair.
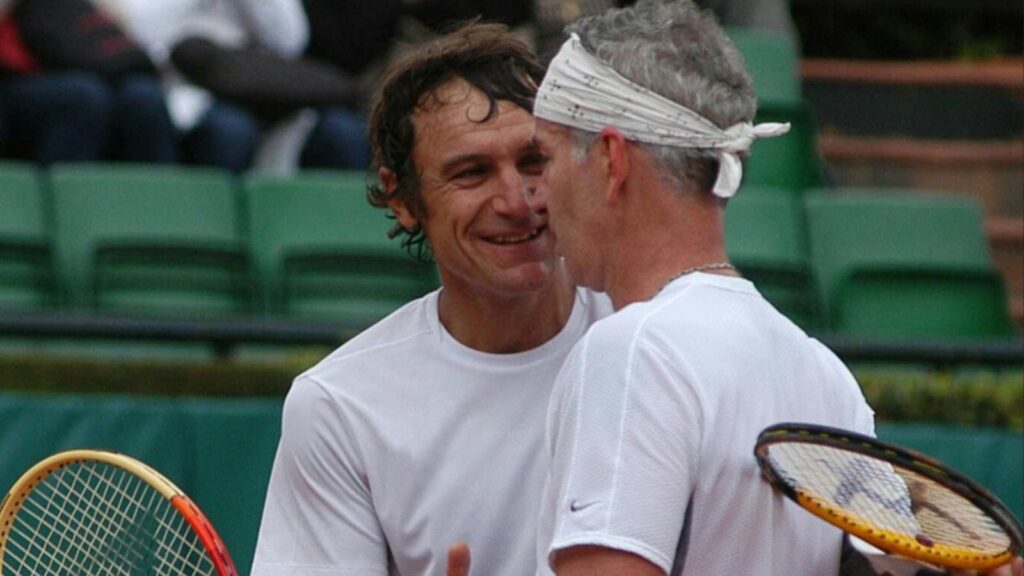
[566,0,757,193]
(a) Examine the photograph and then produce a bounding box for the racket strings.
[904,478,1004,550]
[768,443,1010,554]
[45,463,162,573]
[6,465,141,576]
[3,461,216,576]
[771,443,920,535]
[74,464,210,574]
[7,465,147,575]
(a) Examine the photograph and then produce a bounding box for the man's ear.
[380,167,418,229]
[598,126,630,204]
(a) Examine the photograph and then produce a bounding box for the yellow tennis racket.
[0,449,237,576]
[755,423,1023,571]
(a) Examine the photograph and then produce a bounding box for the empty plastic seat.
[49,164,251,318]
[727,27,802,107]
[725,28,827,192]
[0,162,56,310]
[805,189,1015,341]
[745,102,828,192]
[244,171,438,328]
[725,186,821,329]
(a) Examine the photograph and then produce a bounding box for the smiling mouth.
[488,226,545,245]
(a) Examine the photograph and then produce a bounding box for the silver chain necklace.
[659,261,736,293]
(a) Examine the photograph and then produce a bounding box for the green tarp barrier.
[1,392,1021,575]
[0,392,282,576]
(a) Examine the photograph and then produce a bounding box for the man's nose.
[525,174,547,214]
[493,169,534,216]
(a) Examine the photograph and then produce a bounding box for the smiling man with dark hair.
[251,23,612,576]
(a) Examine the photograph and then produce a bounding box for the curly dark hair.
[367,22,545,260]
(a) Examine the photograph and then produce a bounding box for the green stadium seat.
[725,186,821,329]
[804,189,1015,341]
[243,171,438,328]
[726,28,827,192]
[727,27,802,107]
[49,164,251,318]
[745,101,828,192]
[0,162,56,310]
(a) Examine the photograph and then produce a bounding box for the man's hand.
[446,541,471,576]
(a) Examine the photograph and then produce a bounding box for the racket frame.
[755,422,1024,570]
[0,449,238,576]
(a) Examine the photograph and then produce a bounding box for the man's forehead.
[414,78,525,121]
[412,79,532,144]
[532,118,570,144]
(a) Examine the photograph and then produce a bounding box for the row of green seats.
[2,163,1013,343]
[0,162,438,330]
[726,186,1017,342]
[721,28,1012,341]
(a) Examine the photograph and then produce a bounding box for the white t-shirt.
[538,274,875,576]
[252,288,613,576]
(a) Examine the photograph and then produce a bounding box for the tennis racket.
[0,449,237,576]
[755,423,1023,571]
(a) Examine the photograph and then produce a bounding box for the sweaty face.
[532,119,605,290]
[391,80,553,297]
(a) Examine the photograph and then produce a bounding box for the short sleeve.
[544,323,703,574]
[251,376,389,576]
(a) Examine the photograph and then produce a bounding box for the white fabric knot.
[722,123,758,153]
[721,122,791,153]
[534,34,791,198]
[712,121,791,197]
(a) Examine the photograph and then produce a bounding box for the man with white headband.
[514,3,1024,576]
[443,7,1019,576]
[525,1,878,574]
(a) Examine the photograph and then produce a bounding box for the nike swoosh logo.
[569,500,600,512]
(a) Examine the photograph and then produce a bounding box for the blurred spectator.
[296,0,547,109]
[300,0,534,76]
[0,0,176,165]
[101,0,369,173]
[296,0,623,77]
[301,0,405,79]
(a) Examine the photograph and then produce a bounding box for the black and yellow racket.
[0,449,238,576]
[755,423,1023,571]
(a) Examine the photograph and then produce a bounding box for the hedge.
[857,367,1023,430]
[0,352,304,397]
[1,353,1021,429]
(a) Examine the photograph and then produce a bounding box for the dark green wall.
[1,392,1020,574]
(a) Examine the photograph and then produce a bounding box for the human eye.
[453,163,490,183]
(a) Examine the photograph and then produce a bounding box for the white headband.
[534,34,790,198]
